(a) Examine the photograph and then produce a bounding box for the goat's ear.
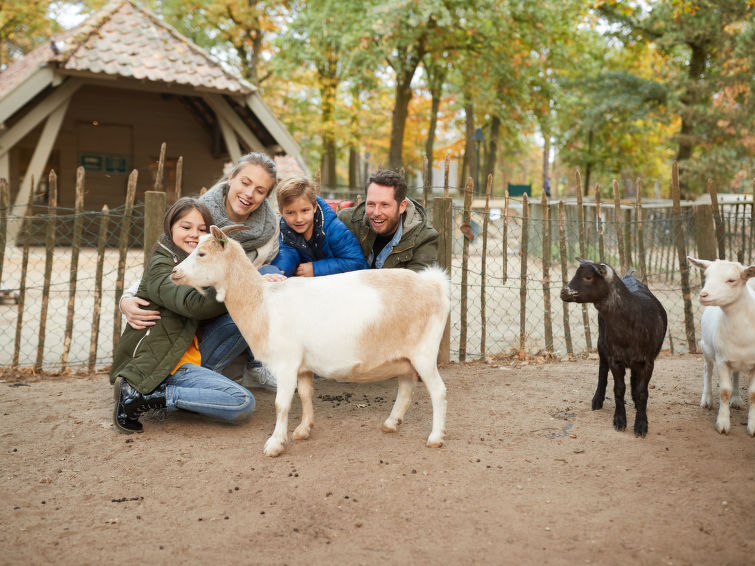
[687,256,711,270]
[576,257,587,264]
[596,263,608,277]
[743,265,755,279]
[222,224,247,236]
[210,225,224,241]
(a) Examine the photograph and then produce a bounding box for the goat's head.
[560,257,614,304]
[687,256,755,307]
[170,225,246,302]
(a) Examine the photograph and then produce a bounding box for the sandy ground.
[1,354,753,566]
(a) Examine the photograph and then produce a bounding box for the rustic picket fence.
[0,158,752,372]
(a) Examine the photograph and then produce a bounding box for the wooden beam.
[0,152,8,183]
[245,92,301,157]
[216,113,242,164]
[0,67,56,126]
[0,78,80,154]
[202,93,265,153]
[6,98,71,242]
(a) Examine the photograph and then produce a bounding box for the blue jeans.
[198,313,258,372]
[165,363,255,422]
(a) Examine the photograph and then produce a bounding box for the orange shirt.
[171,336,201,374]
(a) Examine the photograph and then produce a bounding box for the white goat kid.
[171,225,451,456]
[687,257,755,435]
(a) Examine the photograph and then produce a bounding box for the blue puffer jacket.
[271,196,369,277]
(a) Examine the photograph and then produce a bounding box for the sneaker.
[242,364,277,392]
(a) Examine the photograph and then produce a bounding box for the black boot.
[113,378,167,433]
[113,377,143,434]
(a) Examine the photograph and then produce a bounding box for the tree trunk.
[459,102,475,190]
[675,42,708,195]
[348,148,359,190]
[425,85,442,185]
[319,51,338,191]
[389,76,414,170]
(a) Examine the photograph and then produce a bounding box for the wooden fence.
[0,157,753,371]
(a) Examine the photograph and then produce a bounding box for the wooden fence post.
[459,177,473,362]
[144,190,167,268]
[13,176,35,368]
[558,201,573,355]
[480,174,492,358]
[113,170,138,354]
[175,156,183,201]
[89,205,110,372]
[502,190,509,284]
[706,178,725,259]
[443,152,450,198]
[154,142,166,193]
[613,180,627,273]
[595,184,604,263]
[0,179,8,290]
[671,162,696,353]
[433,195,453,364]
[635,179,648,285]
[423,155,430,208]
[61,167,85,370]
[519,193,529,353]
[541,192,553,353]
[692,204,716,261]
[35,170,58,372]
[575,169,591,350]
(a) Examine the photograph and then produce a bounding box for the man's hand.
[295,263,314,277]
[121,296,160,330]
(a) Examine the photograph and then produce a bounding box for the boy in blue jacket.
[270,176,369,277]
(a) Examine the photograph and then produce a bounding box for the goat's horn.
[221,225,247,236]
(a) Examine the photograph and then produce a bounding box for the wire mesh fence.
[0,179,753,372]
[0,203,145,372]
[445,194,754,361]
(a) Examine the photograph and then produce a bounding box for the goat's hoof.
[730,397,744,410]
[591,398,604,411]
[700,397,712,409]
[292,424,311,440]
[748,424,755,437]
[382,418,400,433]
[715,419,730,434]
[613,415,627,432]
[426,433,444,448]
[263,438,286,457]
[633,421,648,438]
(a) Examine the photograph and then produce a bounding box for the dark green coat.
[337,198,438,272]
[110,235,227,394]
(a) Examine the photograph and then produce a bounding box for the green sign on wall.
[80,153,128,173]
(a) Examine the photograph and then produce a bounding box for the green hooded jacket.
[337,198,439,272]
[110,235,227,394]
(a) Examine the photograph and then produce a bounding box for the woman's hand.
[120,296,161,330]
[261,273,287,283]
[295,263,314,277]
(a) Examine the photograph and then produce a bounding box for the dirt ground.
[1,354,753,566]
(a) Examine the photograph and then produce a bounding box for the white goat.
[171,225,451,456]
[687,257,755,435]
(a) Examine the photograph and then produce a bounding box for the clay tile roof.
[0,0,254,99]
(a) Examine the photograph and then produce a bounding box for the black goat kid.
[560,258,667,437]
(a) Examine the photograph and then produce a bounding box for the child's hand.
[295,263,314,277]
[121,297,160,330]
[261,273,286,283]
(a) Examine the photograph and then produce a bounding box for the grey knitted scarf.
[199,182,277,255]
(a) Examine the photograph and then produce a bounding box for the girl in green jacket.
[110,198,255,433]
